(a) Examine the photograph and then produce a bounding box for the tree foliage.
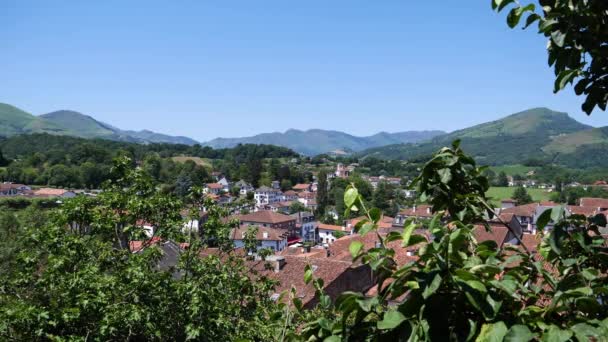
[493,0,608,114]
[512,185,534,204]
[288,141,608,341]
[0,157,284,340]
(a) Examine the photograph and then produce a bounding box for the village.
[6,159,603,310]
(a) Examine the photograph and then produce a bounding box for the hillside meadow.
[486,186,552,206]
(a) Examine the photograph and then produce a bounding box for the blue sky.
[1,1,603,141]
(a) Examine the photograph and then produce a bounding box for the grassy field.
[171,156,213,169]
[489,164,536,176]
[486,186,551,206]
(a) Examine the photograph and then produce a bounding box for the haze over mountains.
[203,129,445,155]
[2,103,607,167]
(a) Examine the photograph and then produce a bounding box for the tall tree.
[512,185,534,204]
[0,149,9,167]
[372,181,391,212]
[496,171,509,187]
[316,169,329,216]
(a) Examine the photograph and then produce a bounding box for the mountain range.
[0,103,199,145]
[357,107,608,168]
[203,129,445,155]
[0,103,445,154]
[2,103,607,167]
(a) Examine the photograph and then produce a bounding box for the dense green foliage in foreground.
[493,0,608,114]
[1,142,607,340]
[291,141,608,340]
[0,158,286,340]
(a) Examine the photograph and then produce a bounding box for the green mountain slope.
[0,103,68,136]
[204,129,445,155]
[359,108,594,166]
[543,127,608,154]
[40,110,116,137]
[0,103,200,145]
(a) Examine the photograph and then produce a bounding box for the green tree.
[289,201,308,214]
[0,157,283,340]
[493,0,608,114]
[316,169,329,216]
[372,181,392,213]
[334,187,345,219]
[0,149,9,167]
[280,179,292,192]
[290,141,608,341]
[512,185,534,204]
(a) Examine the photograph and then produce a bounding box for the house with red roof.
[237,210,298,237]
[317,223,351,245]
[204,183,224,195]
[230,224,289,252]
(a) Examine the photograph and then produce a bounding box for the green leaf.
[349,241,363,258]
[359,222,375,236]
[550,205,565,223]
[369,208,381,223]
[505,325,534,342]
[344,187,358,208]
[401,222,417,247]
[476,322,507,342]
[377,309,406,330]
[536,208,552,230]
[554,69,578,92]
[494,0,515,11]
[571,323,600,340]
[551,30,566,48]
[422,273,442,299]
[541,325,572,342]
[323,335,341,342]
[438,168,452,184]
[523,13,540,29]
[304,265,313,284]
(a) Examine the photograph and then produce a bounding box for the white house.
[254,186,283,206]
[291,212,317,242]
[204,183,224,195]
[317,223,351,245]
[0,183,31,196]
[231,225,288,252]
[217,177,231,191]
[235,180,254,196]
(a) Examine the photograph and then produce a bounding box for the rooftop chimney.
[426,207,431,214]
[262,231,268,239]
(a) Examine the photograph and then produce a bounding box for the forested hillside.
[0,134,299,189]
[358,108,606,167]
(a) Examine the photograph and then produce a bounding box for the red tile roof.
[206,183,223,189]
[298,191,315,199]
[567,205,599,217]
[292,183,311,191]
[398,205,433,218]
[500,203,538,217]
[33,188,70,196]
[579,197,608,209]
[238,210,295,224]
[248,256,371,308]
[318,223,346,232]
[473,224,509,247]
